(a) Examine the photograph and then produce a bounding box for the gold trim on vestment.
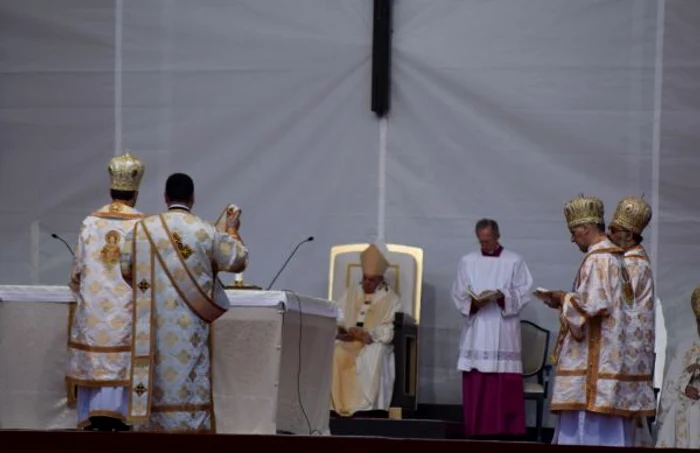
[90,211,145,221]
[127,222,155,422]
[67,341,131,353]
[585,317,602,410]
[66,302,78,408]
[555,369,653,381]
[150,403,212,413]
[208,327,217,433]
[550,402,656,418]
[66,377,130,388]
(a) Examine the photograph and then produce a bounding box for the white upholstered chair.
[520,320,551,442]
[328,243,423,414]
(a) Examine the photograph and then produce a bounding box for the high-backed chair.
[328,243,423,415]
[520,320,551,442]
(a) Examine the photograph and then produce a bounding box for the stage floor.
[0,429,675,453]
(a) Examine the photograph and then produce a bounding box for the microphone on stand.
[266,236,314,290]
[51,233,75,258]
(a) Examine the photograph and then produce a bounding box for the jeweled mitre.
[610,196,652,235]
[564,194,604,229]
[108,152,145,191]
[692,286,700,318]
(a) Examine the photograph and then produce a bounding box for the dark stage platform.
[329,404,554,442]
[0,429,687,453]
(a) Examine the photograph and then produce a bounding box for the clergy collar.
[168,203,191,212]
[481,245,503,257]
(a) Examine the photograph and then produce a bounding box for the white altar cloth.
[0,286,338,435]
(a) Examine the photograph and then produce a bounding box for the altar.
[0,286,338,435]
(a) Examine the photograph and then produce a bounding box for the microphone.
[266,236,314,290]
[51,233,75,257]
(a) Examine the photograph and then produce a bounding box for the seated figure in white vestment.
[655,286,700,449]
[331,242,401,416]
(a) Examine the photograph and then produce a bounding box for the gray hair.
[475,218,500,236]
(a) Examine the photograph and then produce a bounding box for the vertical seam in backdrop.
[650,0,665,283]
[377,117,388,241]
[114,0,123,156]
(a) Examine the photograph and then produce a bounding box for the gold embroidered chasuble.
[331,283,400,416]
[551,238,656,418]
[66,202,145,401]
[120,209,248,432]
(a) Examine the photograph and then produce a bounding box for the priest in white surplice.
[331,242,401,416]
[451,219,533,438]
[66,152,146,431]
[655,286,700,449]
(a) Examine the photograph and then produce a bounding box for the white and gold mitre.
[108,152,145,191]
[564,194,604,228]
[610,196,652,235]
[360,243,390,277]
[691,286,700,319]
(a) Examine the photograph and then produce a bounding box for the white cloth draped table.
[0,286,337,435]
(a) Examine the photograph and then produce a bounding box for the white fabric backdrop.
[1,0,699,429]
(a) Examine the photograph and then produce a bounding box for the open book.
[467,288,500,301]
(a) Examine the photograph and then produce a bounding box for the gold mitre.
[692,285,700,318]
[610,196,652,235]
[360,243,390,277]
[108,152,145,191]
[564,194,604,229]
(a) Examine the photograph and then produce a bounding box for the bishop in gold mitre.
[607,195,657,440]
[542,194,655,446]
[67,152,146,432]
[331,242,401,416]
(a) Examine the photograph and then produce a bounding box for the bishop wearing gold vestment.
[331,242,401,416]
[120,173,248,433]
[538,194,655,447]
[607,195,656,443]
[67,152,146,431]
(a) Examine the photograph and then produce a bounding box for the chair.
[520,320,551,442]
[328,243,423,416]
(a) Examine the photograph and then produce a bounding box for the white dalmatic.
[67,201,145,428]
[655,339,700,449]
[451,249,533,373]
[120,208,247,433]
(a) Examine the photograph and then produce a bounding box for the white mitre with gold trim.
[360,242,390,277]
[108,152,145,191]
[564,194,604,229]
[610,196,652,235]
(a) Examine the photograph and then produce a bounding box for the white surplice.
[67,201,145,428]
[451,248,533,373]
[655,339,700,449]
